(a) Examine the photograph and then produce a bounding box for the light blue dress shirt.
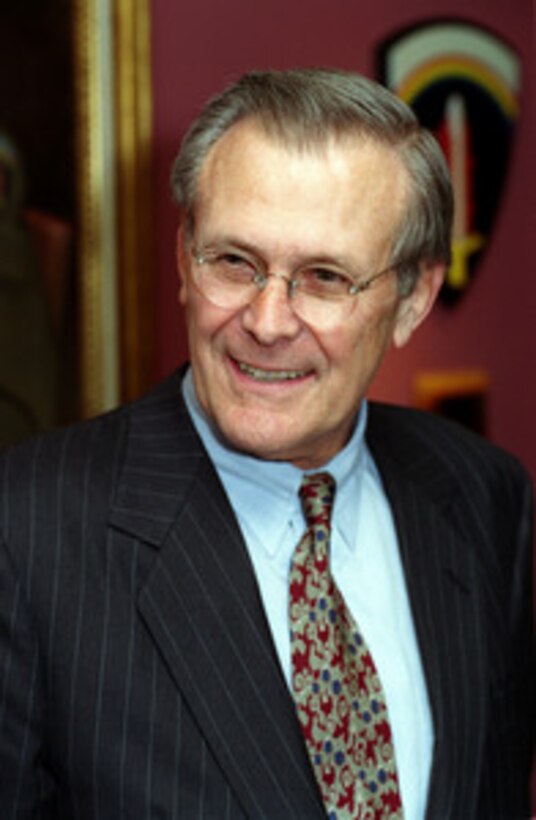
[182,369,433,819]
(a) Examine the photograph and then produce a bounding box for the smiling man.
[177,122,440,469]
[0,69,533,820]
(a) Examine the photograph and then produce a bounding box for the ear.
[392,261,445,348]
[176,216,190,307]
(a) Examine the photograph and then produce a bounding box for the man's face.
[178,121,442,469]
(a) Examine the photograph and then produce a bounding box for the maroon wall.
[149,0,535,483]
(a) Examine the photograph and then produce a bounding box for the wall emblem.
[378,21,521,304]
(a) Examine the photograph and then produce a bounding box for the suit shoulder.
[367,401,531,493]
[1,403,126,488]
[0,372,187,533]
[0,403,131,544]
[0,371,185,493]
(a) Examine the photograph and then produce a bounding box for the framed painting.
[0,0,154,448]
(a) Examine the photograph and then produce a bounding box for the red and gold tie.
[289,472,403,819]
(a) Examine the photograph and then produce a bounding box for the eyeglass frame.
[188,241,417,320]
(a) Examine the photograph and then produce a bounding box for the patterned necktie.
[289,472,403,819]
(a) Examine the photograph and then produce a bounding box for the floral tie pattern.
[289,473,403,819]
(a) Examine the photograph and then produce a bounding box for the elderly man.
[0,69,532,819]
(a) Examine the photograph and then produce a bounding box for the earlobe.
[392,262,445,348]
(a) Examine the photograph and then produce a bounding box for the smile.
[237,361,309,382]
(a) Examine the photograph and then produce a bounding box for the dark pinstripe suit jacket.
[0,371,533,819]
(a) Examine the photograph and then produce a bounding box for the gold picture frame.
[74,0,154,418]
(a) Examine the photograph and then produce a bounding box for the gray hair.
[171,68,453,294]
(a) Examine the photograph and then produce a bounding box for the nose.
[241,275,302,345]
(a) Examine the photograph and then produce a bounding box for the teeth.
[238,361,307,382]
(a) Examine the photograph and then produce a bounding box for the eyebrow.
[196,233,366,277]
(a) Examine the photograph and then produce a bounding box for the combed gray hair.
[171,68,453,294]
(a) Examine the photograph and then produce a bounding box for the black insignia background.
[377,22,519,306]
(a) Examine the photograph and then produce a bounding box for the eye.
[312,268,343,283]
[212,252,258,283]
[298,267,353,297]
[218,252,249,266]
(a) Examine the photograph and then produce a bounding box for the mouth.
[235,359,310,383]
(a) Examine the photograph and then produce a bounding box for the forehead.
[194,121,409,260]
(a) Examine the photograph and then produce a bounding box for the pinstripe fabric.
[367,405,534,820]
[0,370,532,819]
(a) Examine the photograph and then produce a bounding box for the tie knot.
[299,472,336,529]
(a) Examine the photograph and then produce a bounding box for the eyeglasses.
[190,245,406,328]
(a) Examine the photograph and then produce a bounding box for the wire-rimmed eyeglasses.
[190,244,411,328]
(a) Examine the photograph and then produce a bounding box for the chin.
[214,409,302,463]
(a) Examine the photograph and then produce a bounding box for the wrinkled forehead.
[194,118,410,245]
[191,119,411,270]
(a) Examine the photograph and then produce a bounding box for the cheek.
[178,279,187,306]
[321,307,376,363]
[185,288,237,357]
[324,305,397,381]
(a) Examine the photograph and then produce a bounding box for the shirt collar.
[182,367,368,554]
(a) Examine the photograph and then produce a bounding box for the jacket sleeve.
[0,536,56,818]
[477,466,534,819]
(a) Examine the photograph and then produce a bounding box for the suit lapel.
[367,405,489,818]
[108,373,323,819]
